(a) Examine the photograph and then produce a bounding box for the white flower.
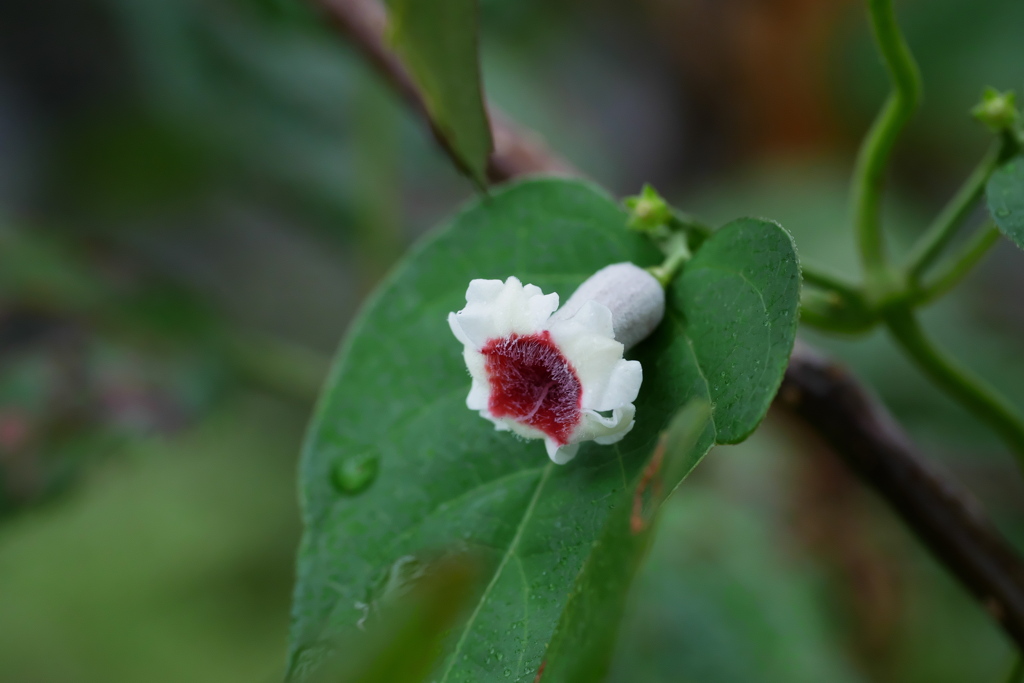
[448,264,664,464]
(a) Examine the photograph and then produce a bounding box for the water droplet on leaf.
[332,452,380,495]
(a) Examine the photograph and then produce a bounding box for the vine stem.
[801,263,863,300]
[851,0,922,287]
[906,141,1003,282]
[915,224,1001,306]
[800,265,877,335]
[885,308,1024,470]
[847,0,1024,473]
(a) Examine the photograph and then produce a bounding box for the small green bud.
[624,184,671,232]
[972,87,1019,133]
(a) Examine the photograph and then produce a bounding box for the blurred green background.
[1,0,1023,680]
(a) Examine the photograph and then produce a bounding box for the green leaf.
[677,216,802,443]
[385,0,493,186]
[988,154,1024,249]
[287,179,800,682]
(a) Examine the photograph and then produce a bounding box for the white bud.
[552,263,665,350]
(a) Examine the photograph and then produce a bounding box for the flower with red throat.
[448,263,664,464]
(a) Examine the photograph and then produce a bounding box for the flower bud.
[552,263,665,350]
[972,87,1020,133]
[624,184,671,232]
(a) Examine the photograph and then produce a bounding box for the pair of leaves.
[988,154,1024,249]
[287,179,800,682]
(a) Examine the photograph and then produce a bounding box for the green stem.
[800,289,877,334]
[800,263,878,333]
[885,308,1024,469]
[801,263,863,300]
[648,233,690,288]
[851,0,922,285]
[915,223,1001,306]
[906,141,1002,282]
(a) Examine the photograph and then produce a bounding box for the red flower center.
[482,331,583,445]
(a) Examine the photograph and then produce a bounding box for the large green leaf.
[287,179,800,682]
[385,0,492,186]
[988,154,1024,249]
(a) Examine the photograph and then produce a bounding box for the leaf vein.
[438,463,554,683]
[386,466,548,554]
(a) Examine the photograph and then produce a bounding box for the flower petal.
[547,309,630,411]
[450,277,558,349]
[484,412,511,431]
[574,404,636,445]
[586,359,642,412]
[463,347,487,383]
[559,299,615,337]
[592,417,634,445]
[466,378,489,411]
[465,278,508,305]
[448,311,474,348]
[500,416,547,440]
[546,439,580,465]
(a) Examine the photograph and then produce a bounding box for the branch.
[310,0,1024,650]
[780,342,1024,649]
[311,0,577,183]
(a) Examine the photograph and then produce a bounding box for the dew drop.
[332,452,380,495]
[996,208,1011,217]
[504,669,512,677]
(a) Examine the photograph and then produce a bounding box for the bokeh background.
[1,0,1023,681]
